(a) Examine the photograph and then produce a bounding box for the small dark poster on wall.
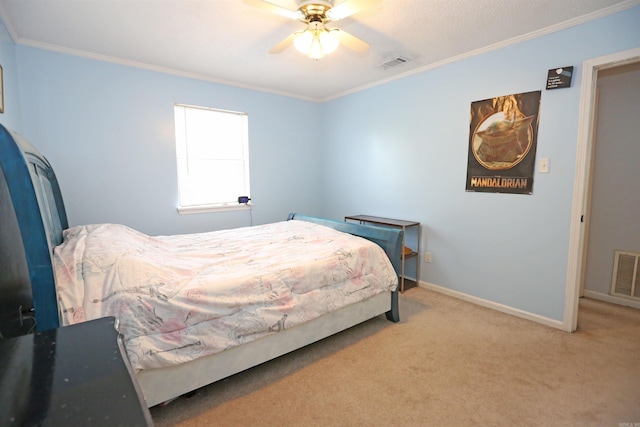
[546,66,573,89]
[465,90,541,194]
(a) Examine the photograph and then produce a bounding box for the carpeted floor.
[150,287,640,426]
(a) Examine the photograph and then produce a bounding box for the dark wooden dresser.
[0,317,153,426]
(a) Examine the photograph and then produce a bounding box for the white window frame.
[174,103,251,214]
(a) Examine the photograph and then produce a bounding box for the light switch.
[539,157,550,173]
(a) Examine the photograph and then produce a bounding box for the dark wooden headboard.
[0,124,67,336]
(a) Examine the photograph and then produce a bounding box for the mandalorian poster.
[465,90,541,194]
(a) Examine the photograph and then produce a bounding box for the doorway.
[564,47,640,332]
[582,62,640,307]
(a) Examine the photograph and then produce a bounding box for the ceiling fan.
[244,0,382,60]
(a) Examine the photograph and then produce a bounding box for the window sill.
[177,203,253,215]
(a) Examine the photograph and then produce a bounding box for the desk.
[0,317,153,426]
[345,215,420,292]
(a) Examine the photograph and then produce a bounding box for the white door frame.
[563,47,640,332]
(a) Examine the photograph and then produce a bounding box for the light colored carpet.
[150,287,640,426]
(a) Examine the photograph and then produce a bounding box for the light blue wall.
[322,6,640,321]
[0,20,23,132]
[14,48,324,235]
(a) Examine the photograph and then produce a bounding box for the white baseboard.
[418,281,565,331]
[582,290,640,309]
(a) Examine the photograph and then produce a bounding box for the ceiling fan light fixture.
[293,24,339,60]
[247,0,375,59]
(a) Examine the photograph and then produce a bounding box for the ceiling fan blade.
[326,0,382,21]
[243,0,301,20]
[268,32,297,54]
[332,29,370,53]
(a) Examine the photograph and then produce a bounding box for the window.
[174,104,250,214]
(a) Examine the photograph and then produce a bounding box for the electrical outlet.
[424,252,432,263]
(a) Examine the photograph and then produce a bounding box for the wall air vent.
[611,250,640,301]
[380,56,409,70]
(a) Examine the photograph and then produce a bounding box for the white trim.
[583,290,640,310]
[174,103,247,116]
[177,203,252,215]
[419,281,565,331]
[564,47,640,332]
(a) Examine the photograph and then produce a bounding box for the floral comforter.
[52,220,397,371]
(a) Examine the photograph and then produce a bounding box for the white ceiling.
[0,0,637,101]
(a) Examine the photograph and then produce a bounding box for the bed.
[0,124,403,407]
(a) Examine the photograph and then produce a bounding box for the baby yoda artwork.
[474,114,536,166]
[466,91,541,194]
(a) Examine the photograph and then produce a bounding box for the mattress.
[52,220,398,371]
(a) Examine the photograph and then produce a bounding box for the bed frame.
[0,124,403,407]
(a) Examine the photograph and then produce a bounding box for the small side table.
[345,215,420,292]
[0,317,153,426]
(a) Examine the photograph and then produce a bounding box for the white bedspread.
[52,220,397,371]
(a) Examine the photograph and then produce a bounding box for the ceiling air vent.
[380,56,410,70]
[611,250,640,301]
